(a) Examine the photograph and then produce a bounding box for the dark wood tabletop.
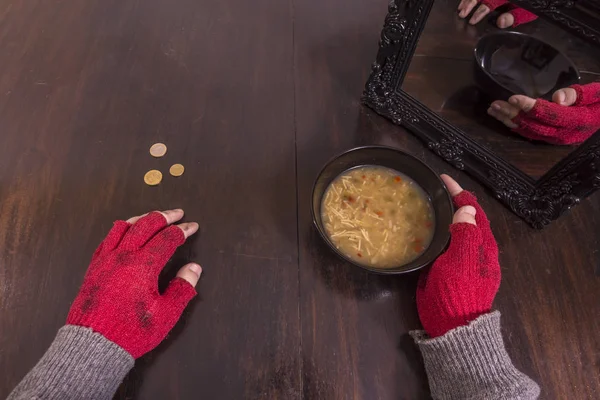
[0,0,598,399]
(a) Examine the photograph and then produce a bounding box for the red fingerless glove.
[67,212,197,359]
[480,0,538,27]
[512,83,600,145]
[416,191,501,338]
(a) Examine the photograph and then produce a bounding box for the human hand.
[488,82,600,145]
[416,175,500,338]
[66,210,201,359]
[457,0,537,28]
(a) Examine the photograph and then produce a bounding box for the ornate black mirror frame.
[363,0,600,228]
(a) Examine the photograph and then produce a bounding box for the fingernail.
[509,97,518,106]
[557,91,566,104]
[188,263,202,277]
[492,103,501,110]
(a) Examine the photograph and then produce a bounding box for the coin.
[149,143,167,158]
[169,163,185,177]
[144,170,163,186]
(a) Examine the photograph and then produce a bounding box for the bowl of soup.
[311,146,453,274]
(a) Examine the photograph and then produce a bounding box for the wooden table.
[0,1,598,399]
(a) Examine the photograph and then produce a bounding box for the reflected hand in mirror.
[487,82,600,145]
[457,0,537,28]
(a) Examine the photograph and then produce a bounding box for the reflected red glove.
[480,0,538,27]
[416,191,501,338]
[67,212,197,359]
[513,83,600,145]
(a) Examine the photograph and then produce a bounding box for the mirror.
[401,0,600,179]
[363,0,600,228]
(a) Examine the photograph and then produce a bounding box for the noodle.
[321,166,434,268]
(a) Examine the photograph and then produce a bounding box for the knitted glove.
[480,0,538,27]
[513,83,600,145]
[417,191,501,338]
[66,212,197,359]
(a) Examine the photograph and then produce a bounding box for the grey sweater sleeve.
[7,325,134,400]
[411,311,540,400]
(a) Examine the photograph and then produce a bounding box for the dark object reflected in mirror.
[363,0,600,228]
[474,31,581,101]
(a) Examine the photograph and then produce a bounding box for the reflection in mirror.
[400,0,600,179]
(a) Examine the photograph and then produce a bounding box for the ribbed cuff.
[7,325,134,400]
[411,311,540,400]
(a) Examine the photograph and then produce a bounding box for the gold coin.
[149,143,167,158]
[144,170,163,186]
[169,163,185,177]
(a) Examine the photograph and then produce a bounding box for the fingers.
[144,222,200,273]
[453,206,477,226]
[508,95,537,113]
[496,12,514,28]
[440,174,464,197]
[178,222,200,239]
[516,98,583,130]
[126,213,148,224]
[488,101,520,128]
[121,209,184,250]
[506,6,539,27]
[126,209,183,225]
[157,277,198,328]
[552,88,578,106]
[92,221,131,259]
[458,0,478,19]
[469,4,491,25]
[441,175,492,233]
[448,187,499,266]
[176,263,202,287]
[513,115,562,143]
[453,190,493,238]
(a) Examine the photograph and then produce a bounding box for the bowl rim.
[310,145,453,275]
[473,31,581,98]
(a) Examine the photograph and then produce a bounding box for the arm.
[411,312,539,400]
[8,209,202,400]
[413,175,539,400]
[7,327,133,400]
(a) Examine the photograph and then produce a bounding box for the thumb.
[160,264,201,314]
[176,262,202,288]
[552,87,578,106]
[453,205,477,225]
[508,94,537,113]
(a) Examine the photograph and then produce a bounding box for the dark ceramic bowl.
[311,146,453,274]
[474,31,580,101]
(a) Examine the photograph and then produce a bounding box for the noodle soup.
[321,166,435,268]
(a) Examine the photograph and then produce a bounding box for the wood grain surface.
[0,0,598,399]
